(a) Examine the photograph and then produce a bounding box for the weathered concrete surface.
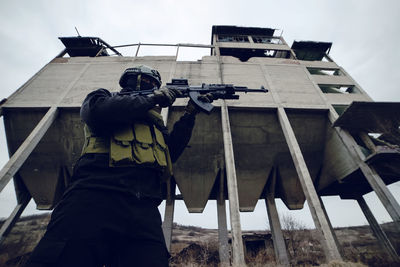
[1,55,397,212]
[168,108,224,212]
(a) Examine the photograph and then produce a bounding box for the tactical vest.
[81,110,172,177]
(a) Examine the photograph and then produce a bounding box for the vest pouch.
[152,126,168,168]
[81,125,109,155]
[133,124,156,165]
[110,127,135,166]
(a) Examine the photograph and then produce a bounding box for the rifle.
[121,79,268,114]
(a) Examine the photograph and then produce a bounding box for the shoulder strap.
[146,109,166,130]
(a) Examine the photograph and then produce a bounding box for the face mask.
[124,77,138,91]
[140,79,157,90]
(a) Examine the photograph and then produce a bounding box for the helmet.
[119,65,162,89]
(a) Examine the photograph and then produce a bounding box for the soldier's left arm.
[167,112,196,163]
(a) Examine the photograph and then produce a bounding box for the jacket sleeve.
[80,88,157,134]
[168,113,196,163]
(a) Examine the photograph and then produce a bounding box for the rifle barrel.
[234,87,268,93]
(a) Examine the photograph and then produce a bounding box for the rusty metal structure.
[0,26,399,265]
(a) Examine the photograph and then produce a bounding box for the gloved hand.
[197,93,214,103]
[153,88,182,107]
[184,100,199,115]
[184,93,214,115]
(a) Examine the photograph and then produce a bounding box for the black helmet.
[119,65,162,89]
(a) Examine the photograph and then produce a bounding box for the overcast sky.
[0,0,399,230]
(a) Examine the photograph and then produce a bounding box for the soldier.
[27,65,206,267]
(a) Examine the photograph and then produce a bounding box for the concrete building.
[0,25,399,265]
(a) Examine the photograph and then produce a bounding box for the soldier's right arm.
[80,88,157,133]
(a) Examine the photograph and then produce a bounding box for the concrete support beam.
[265,169,290,266]
[221,101,246,266]
[0,62,89,241]
[359,132,376,154]
[162,178,176,252]
[327,108,400,227]
[0,106,59,193]
[357,196,399,262]
[277,107,342,262]
[0,63,89,193]
[318,196,342,256]
[161,57,178,252]
[217,172,230,266]
[359,163,400,225]
[0,196,31,243]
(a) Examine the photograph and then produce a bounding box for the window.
[218,35,249,42]
[252,36,282,44]
[319,85,360,94]
[307,68,342,76]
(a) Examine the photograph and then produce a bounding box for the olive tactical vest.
[81,109,172,176]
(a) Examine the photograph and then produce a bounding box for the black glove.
[184,100,199,115]
[153,88,182,107]
[197,93,214,103]
[184,93,214,115]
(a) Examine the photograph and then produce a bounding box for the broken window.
[319,85,360,94]
[220,48,290,61]
[307,68,342,76]
[264,50,275,56]
[291,41,332,61]
[58,37,122,57]
[252,36,282,44]
[218,35,249,42]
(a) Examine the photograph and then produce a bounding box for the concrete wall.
[2,54,372,211]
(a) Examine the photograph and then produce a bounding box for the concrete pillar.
[161,74,176,251]
[0,107,58,193]
[265,169,290,266]
[359,132,377,154]
[0,195,30,243]
[277,107,342,262]
[0,63,89,241]
[359,163,400,226]
[217,172,230,266]
[221,101,246,266]
[357,196,399,262]
[162,178,176,252]
[327,110,400,229]
[318,196,342,256]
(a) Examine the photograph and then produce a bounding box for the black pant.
[27,237,169,267]
[26,189,169,267]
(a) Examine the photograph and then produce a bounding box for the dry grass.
[170,240,219,267]
[319,260,367,267]
[1,215,399,267]
[170,215,398,267]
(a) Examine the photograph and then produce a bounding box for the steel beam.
[277,107,342,262]
[135,43,141,57]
